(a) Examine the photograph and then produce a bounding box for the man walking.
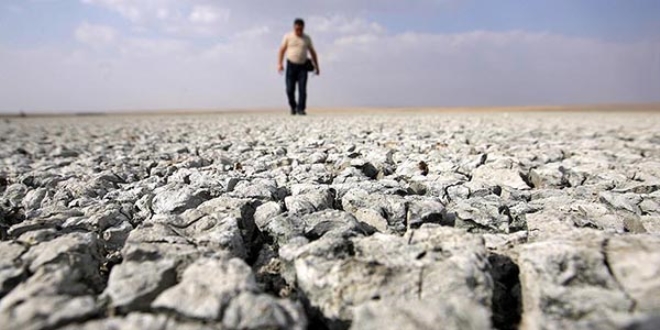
[278,18,320,115]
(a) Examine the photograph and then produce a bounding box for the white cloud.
[81,0,143,22]
[234,26,271,40]
[81,0,235,37]
[74,22,118,48]
[189,5,230,24]
[2,25,658,113]
[77,0,446,39]
[1,2,659,113]
[311,15,385,35]
[316,30,660,107]
[119,37,190,58]
[156,8,170,20]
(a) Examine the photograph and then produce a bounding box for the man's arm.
[278,43,287,73]
[309,46,320,75]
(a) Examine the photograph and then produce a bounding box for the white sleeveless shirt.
[281,32,313,64]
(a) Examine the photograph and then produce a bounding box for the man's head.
[293,18,304,36]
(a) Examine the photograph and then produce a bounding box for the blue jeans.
[286,60,308,113]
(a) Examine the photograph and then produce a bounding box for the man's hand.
[278,43,287,74]
[309,47,320,76]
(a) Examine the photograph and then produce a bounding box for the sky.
[0,0,659,113]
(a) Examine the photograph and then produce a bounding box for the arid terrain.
[1,110,660,330]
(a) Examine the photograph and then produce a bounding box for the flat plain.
[1,110,660,330]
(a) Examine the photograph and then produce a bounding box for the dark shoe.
[290,110,297,115]
[297,111,307,116]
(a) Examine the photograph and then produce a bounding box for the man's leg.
[285,63,297,114]
[297,69,309,114]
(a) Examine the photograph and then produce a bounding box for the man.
[278,18,320,116]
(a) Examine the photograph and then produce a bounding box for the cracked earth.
[1,111,660,330]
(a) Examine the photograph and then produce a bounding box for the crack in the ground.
[601,238,638,313]
[488,253,522,330]
[417,266,425,300]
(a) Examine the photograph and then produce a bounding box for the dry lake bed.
[1,111,660,330]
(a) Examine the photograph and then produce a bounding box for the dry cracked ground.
[1,112,660,330]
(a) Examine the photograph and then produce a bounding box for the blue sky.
[1,0,659,112]
[370,0,660,41]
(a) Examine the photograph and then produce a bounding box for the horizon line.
[2,102,660,118]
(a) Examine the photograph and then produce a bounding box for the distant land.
[1,103,660,118]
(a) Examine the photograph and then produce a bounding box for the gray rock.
[254,201,283,227]
[133,193,155,223]
[190,216,247,258]
[102,220,134,251]
[352,208,388,233]
[638,216,660,234]
[307,151,328,164]
[517,237,636,329]
[51,146,80,158]
[613,181,660,195]
[289,183,331,196]
[623,217,647,233]
[605,235,660,312]
[639,198,659,215]
[449,196,527,234]
[300,210,370,239]
[284,190,334,215]
[342,189,408,234]
[62,312,213,330]
[0,241,27,297]
[483,231,528,251]
[63,206,130,231]
[425,173,467,200]
[600,192,642,215]
[472,166,530,190]
[257,209,369,246]
[21,232,103,286]
[530,164,586,189]
[222,292,307,330]
[529,164,564,188]
[22,188,49,211]
[147,211,247,259]
[280,226,493,326]
[255,213,305,246]
[152,257,258,320]
[196,196,259,222]
[120,223,206,265]
[406,198,449,229]
[569,201,623,232]
[3,183,28,207]
[231,180,279,200]
[446,184,471,203]
[0,295,99,330]
[457,153,488,174]
[152,185,209,214]
[13,228,59,245]
[8,207,84,237]
[395,160,427,177]
[103,186,148,204]
[350,297,491,330]
[0,259,105,330]
[104,259,178,311]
